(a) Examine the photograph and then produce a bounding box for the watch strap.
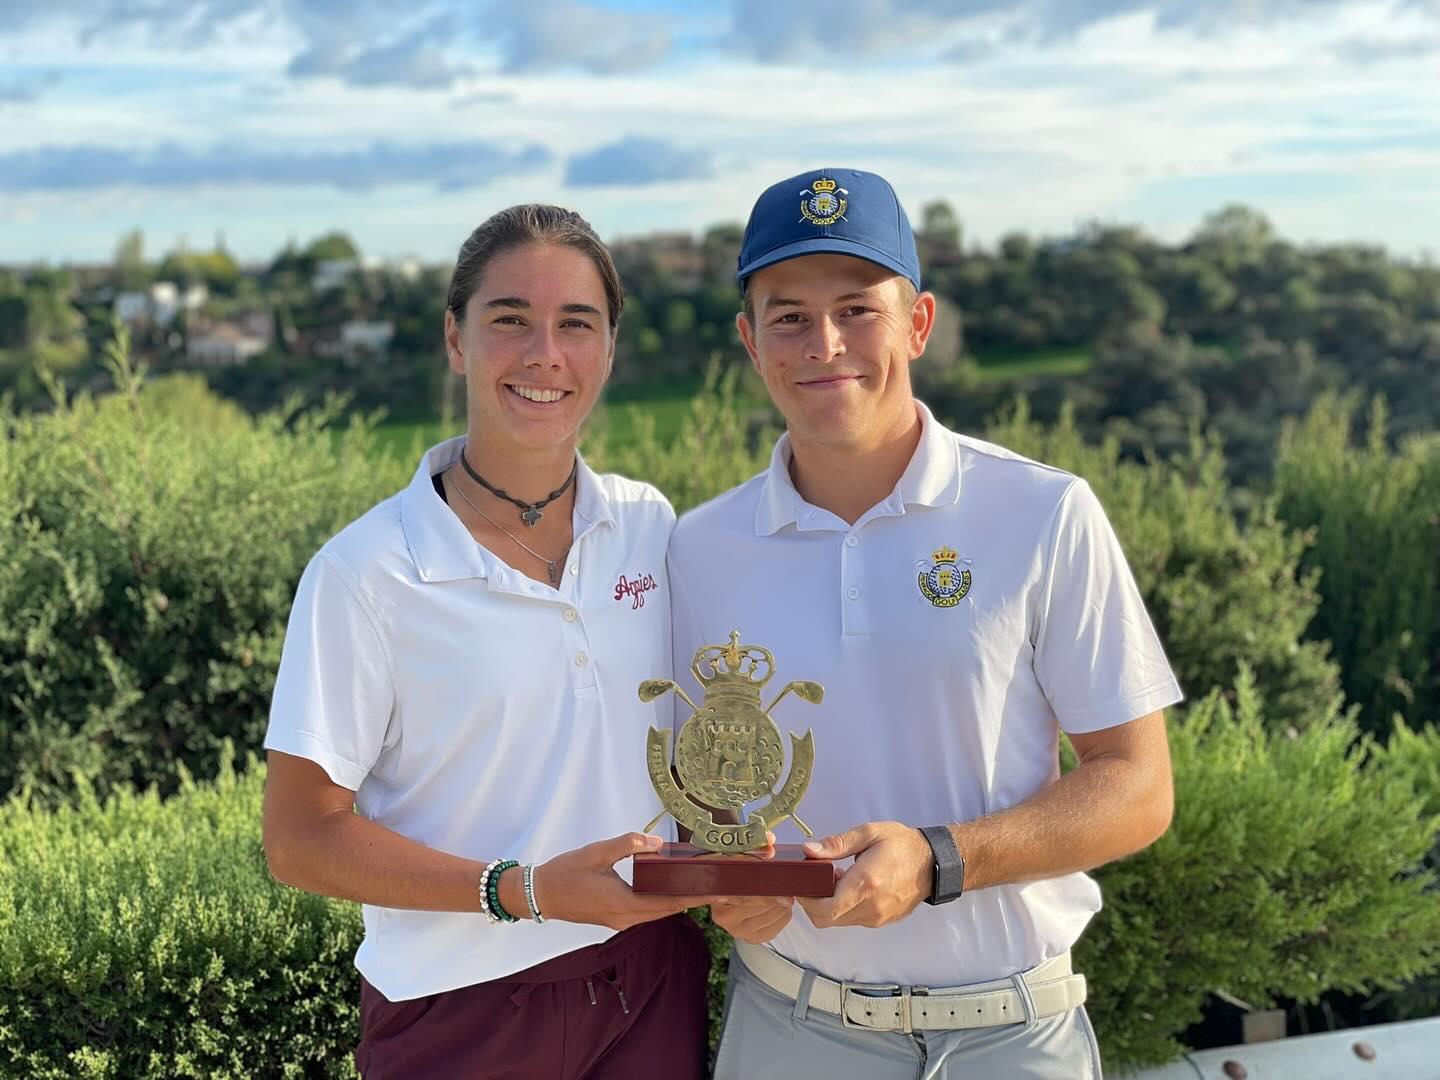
[919,825,965,905]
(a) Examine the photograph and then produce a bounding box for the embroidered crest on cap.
[799,177,848,226]
[917,546,972,608]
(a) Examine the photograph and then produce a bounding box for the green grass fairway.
[973,346,1092,381]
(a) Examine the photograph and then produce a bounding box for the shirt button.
[563,608,578,623]
[846,587,859,600]
[574,652,589,667]
[845,536,858,548]
[569,564,578,576]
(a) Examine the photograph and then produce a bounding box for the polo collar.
[401,436,614,583]
[754,400,962,536]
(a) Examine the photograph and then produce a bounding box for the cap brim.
[737,236,918,289]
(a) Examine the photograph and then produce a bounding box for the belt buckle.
[839,982,929,1033]
[838,980,899,1030]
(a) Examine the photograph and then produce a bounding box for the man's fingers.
[802,825,869,860]
[799,871,865,926]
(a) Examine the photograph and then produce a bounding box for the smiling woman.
[260,205,714,1079]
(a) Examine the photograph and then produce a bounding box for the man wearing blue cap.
[667,170,1182,1077]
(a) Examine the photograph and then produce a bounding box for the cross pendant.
[521,506,543,527]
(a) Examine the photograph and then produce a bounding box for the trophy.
[632,631,836,897]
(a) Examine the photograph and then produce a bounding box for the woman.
[262,205,713,1079]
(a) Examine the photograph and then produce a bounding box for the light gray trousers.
[712,948,1104,1080]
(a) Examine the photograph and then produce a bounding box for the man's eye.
[561,319,594,330]
[842,306,870,317]
[493,315,524,326]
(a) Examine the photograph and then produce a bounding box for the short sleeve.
[264,551,395,789]
[1032,480,1183,734]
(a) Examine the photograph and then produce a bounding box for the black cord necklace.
[459,448,578,527]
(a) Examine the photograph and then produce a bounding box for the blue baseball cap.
[736,168,921,292]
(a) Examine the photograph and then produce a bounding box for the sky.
[1,0,1438,265]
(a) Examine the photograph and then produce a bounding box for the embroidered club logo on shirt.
[799,177,848,226]
[917,546,972,608]
[614,572,658,610]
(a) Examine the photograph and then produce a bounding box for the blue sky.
[1,0,1438,264]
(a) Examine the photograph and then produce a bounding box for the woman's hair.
[446,204,624,333]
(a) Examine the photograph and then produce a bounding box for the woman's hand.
[525,833,708,929]
[709,895,795,944]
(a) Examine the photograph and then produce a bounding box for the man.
[667,169,1181,1078]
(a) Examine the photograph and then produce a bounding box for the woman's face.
[445,241,615,454]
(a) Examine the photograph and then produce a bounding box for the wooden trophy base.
[633,842,836,897]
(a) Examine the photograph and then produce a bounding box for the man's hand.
[797,821,933,929]
[529,833,713,930]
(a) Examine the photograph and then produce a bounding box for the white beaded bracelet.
[479,859,503,923]
[523,863,545,923]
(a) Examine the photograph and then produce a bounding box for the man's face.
[737,254,933,453]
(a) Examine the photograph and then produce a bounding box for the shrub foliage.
[0,339,406,804]
[1274,395,1440,736]
[0,750,362,1079]
[1077,672,1440,1067]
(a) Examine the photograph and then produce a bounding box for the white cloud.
[2,0,1438,260]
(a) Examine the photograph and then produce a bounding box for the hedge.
[0,342,407,805]
[0,749,361,1079]
[3,682,1437,1077]
[1274,394,1440,737]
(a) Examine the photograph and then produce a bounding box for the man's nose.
[806,316,844,363]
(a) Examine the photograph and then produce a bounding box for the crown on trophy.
[811,177,838,193]
[932,545,958,563]
[692,631,774,700]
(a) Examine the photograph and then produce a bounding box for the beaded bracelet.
[492,858,521,927]
[479,859,520,923]
[523,863,545,924]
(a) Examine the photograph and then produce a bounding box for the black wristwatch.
[918,825,966,905]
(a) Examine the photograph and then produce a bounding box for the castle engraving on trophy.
[632,631,836,896]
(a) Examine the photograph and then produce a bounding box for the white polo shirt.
[668,402,1182,988]
[265,436,676,1001]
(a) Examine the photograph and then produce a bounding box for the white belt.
[734,939,1087,1034]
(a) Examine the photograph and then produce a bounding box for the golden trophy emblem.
[632,631,836,896]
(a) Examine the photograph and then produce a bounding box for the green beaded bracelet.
[487,860,520,923]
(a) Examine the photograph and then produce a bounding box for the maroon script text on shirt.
[614,572,659,610]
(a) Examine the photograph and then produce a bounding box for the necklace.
[460,448,577,527]
[447,470,567,586]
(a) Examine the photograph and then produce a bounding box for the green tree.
[113,229,149,291]
[920,199,963,251]
[303,231,361,263]
[1274,395,1440,736]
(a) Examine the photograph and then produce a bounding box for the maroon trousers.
[355,914,712,1080]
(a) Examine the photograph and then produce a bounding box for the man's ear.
[736,311,762,376]
[909,291,937,360]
